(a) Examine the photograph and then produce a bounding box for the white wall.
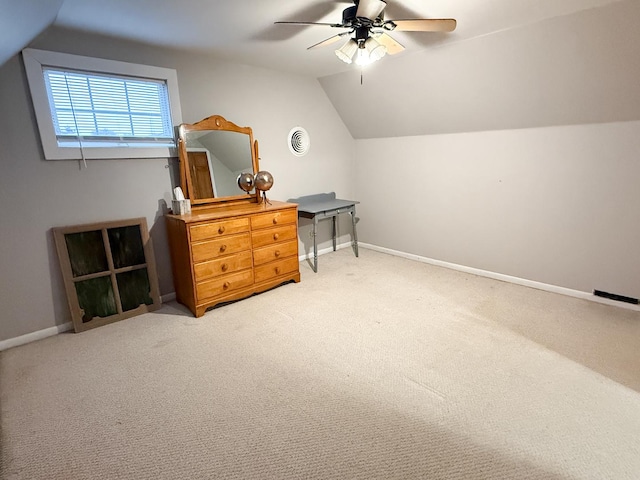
[0,27,354,341]
[355,121,640,298]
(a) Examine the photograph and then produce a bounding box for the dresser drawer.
[254,256,299,284]
[190,218,249,242]
[194,251,253,282]
[253,239,298,266]
[251,209,297,230]
[192,233,250,263]
[196,269,254,301]
[251,224,297,249]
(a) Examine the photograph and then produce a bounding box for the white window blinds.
[43,68,174,146]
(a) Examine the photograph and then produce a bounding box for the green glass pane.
[74,276,117,323]
[65,230,108,277]
[108,225,145,269]
[117,268,153,312]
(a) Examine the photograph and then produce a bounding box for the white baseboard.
[360,243,640,312]
[0,322,73,352]
[1,294,178,352]
[161,292,176,303]
[298,241,354,262]
[4,243,636,351]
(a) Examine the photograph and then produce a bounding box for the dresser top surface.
[166,200,297,224]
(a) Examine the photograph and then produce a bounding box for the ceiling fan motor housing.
[343,4,385,27]
[355,27,369,42]
[342,5,357,24]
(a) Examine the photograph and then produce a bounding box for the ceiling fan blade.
[388,18,457,32]
[375,32,405,55]
[274,21,344,28]
[307,32,350,50]
[356,0,387,20]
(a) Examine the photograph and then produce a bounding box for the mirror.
[178,115,260,207]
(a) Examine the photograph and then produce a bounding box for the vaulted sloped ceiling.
[2,0,637,139]
[320,0,640,138]
[0,0,64,66]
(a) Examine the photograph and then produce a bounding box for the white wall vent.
[288,127,310,157]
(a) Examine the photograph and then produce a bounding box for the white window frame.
[22,48,183,160]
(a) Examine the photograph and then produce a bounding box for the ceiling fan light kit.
[336,39,359,64]
[275,0,456,66]
[362,36,387,63]
[336,29,387,66]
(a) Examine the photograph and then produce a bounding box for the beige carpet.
[1,248,639,479]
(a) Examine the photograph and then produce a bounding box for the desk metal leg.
[312,215,318,273]
[351,208,359,257]
[332,215,337,251]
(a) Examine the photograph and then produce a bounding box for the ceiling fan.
[274,0,457,66]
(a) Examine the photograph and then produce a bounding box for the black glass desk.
[289,192,359,273]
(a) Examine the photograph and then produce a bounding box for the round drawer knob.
[218,226,225,234]
[221,263,229,272]
[275,267,281,275]
[272,218,278,224]
[274,250,280,258]
[223,281,230,289]
[273,233,279,240]
[220,245,227,253]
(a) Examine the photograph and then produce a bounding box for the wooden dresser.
[166,200,300,317]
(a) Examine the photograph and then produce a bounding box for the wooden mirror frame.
[178,115,260,209]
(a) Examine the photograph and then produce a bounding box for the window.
[23,48,183,160]
[44,69,173,147]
